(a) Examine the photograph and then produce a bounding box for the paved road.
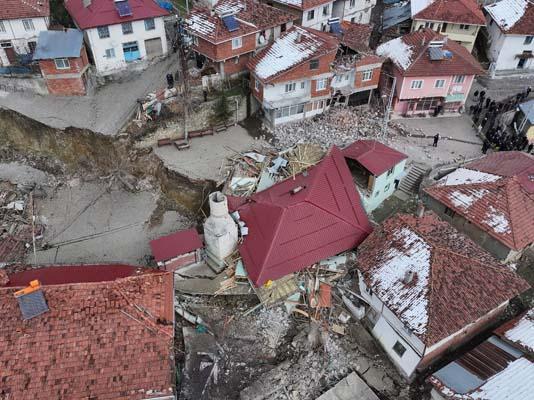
[0,52,180,136]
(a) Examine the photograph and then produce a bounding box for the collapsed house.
[423,151,534,261]
[0,264,176,399]
[428,307,534,400]
[355,213,530,380]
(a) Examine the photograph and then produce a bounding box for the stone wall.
[0,76,48,95]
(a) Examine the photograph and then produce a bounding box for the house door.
[1,42,16,64]
[518,58,527,69]
[122,41,140,62]
[145,38,163,59]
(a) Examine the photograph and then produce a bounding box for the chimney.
[83,0,92,8]
[290,186,305,195]
[14,280,49,320]
[203,192,239,271]
[403,270,415,285]
[296,31,302,43]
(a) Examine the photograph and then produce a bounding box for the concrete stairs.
[397,163,429,197]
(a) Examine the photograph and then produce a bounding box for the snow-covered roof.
[484,0,531,34]
[214,0,244,15]
[449,189,488,209]
[187,13,216,37]
[376,37,413,70]
[368,227,431,336]
[437,168,501,186]
[484,206,511,234]
[272,0,303,7]
[249,26,338,82]
[503,309,534,353]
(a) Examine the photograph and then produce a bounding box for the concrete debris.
[315,372,380,400]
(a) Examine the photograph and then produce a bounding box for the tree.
[211,91,232,125]
[49,0,74,27]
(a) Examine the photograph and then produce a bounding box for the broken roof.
[495,308,534,354]
[0,268,175,399]
[357,213,530,346]
[337,21,373,53]
[150,228,203,263]
[185,0,295,44]
[342,140,408,176]
[248,26,339,83]
[32,29,84,60]
[64,0,169,30]
[412,0,485,25]
[0,0,49,20]
[270,0,333,11]
[229,146,372,286]
[485,0,534,35]
[376,28,484,76]
[424,151,534,251]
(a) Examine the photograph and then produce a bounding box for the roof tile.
[413,0,486,26]
[0,0,49,20]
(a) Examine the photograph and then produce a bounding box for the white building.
[0,0,50,66]
[356,213,529,381]
[268,0,335,31]
[64,0,169,75]
[484,0,534,74]
[332,0,376,25]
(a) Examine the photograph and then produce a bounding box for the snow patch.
[449,189,488,209]
[437,168,501,186]
[370,227,431,336]
[186,13,216,37]
[376,37,413,70]
[504,309,534,353]
[485,0,528,31]
[484,206,511,234]
[471,358,534,399]
[271,0,303,7]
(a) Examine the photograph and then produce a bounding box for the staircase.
[397,163,429,197]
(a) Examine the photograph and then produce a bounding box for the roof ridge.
[405,29,438,73]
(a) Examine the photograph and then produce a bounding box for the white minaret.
[203,192,238,271]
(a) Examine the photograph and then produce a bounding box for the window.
[255,79,261,91]
[28,41,37,53]
[453,75,465,84]
[275,103,305,118]
[231,37,242,49]
[307,10,315,20]
[444,207,456,217]
[98,26,110,39]
[309,59,319,70]
[281,23,286,32]
[411,80,423,89]
[301,81,305,89]
[525,36,533,45]
[374,190,380,197]
[316,78,328,90]
[425,22,434,30]
[459,24,469,30]
[54,58,70,70]
[393,341,407,357]
[22,19,35,31]
[351,17,355,23]
[362,70,373,81]
[387,166,394,176]
[105,48,116,58]
[350,0,355,7]
[145,18,155,31]
[385,183,391,192]
[435,79,445,88]
[234,56,240,64]
[335,75,343,82]
[0,21,5,32]
[285,82,296,92]
[122,22,133,34]
[345,74,349,81]
[322,5,329,16]
[441,22,448,32]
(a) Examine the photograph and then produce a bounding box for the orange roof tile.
[0,0,49,20]
[413,0,485,26]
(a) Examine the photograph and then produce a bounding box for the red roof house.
[423,151,534,261]
[342,140,408,176]
[356,212,530,379]
[0,265,175,399]
[0,0,49,20]
[229,146,372,286]
[150,228,204,271]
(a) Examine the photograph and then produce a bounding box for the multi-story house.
[356,213,530,381]
[376,28,484,116]
[185,0,296,77]
[64,0,169,75]
[410,0,485,52]
[332,0,376,25]
[249,25,382,126]
[0,0,50,66]
[485,0,534,74]
[265,0,335,31]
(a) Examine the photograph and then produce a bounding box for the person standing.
[482,140,489,154]
[433,133,440,147]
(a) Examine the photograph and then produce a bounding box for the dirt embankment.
[0,108,215,215]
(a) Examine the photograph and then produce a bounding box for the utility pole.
[176,18,192,142]
[381,74,396,138]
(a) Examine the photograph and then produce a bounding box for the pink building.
[376,28,484,116]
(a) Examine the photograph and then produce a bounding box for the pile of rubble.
[267,108,415,150]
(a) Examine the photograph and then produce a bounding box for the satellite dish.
[258,35,266,44]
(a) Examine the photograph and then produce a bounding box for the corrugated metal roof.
[150,228,203,263]
[342,140,407,176]
[33,29,84,60]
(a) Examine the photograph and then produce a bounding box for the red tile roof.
[413,0,485,26]
[378,28,484,77]
[338,21,373,53]
[0,0,50,20]
[342,140,408,176]
[357,213,530,346]
[150,228,203,263]
[0,269,175,399]
[64,0,168,30]
[4,264,143,287]
[229,146,373,286]
[186,0,296,44]
[485,0,534,35]
[424,152,534,251]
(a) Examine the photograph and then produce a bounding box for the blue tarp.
[383,2,411,30]
[519,99,534,124]
[0,66,33,75]
[33,29,83,60]
[157,0,174,11]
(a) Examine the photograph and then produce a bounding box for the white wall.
[85,17,167,74]
[255,21,293,50]
[263,79,311,105]
[359,159,406,212]
[486,15,534,72]
[301,2,335,31]
[0,17,49,66]
[332,0,375,24]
